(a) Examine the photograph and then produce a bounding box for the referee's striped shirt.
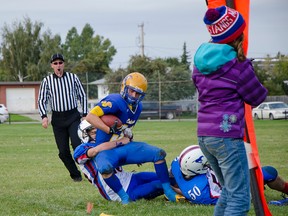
[38,72,88,118]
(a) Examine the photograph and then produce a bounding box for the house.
[0,78,110,113]
[87,78,109,110]
[0,82,41,113]
[89,78,109,100]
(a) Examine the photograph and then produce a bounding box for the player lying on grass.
[74,72,180,204]
[74,120,165,202]
[169,145,288,205]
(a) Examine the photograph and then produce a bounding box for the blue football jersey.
[90,93,142,145]
[171,158,220,205]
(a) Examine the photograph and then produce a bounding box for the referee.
[38,53,88,182]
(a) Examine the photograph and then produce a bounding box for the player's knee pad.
[98,164,114,175]
[155,149,167,161]
[262,166,278,184]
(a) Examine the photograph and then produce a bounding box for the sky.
[0,0,287,69]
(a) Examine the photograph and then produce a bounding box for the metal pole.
[138,23,145,57]
[158,71,161,119]
[86,72,89,99]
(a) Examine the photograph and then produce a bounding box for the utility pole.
[86,71,89,99]
[138,22,145,57]
[158,70,162,119]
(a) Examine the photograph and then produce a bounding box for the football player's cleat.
[268,197,288,206]
[164,194,186,202]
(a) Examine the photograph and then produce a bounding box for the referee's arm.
[38,79,48,119]
[75,75,88,117]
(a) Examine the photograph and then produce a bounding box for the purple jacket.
[192,43,268,138]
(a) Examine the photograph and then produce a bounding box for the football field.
[0,120,287,215]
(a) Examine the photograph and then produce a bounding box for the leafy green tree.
[62,27,81,61]
[105,68,127,94]
[252,62,267,84]
[127,55,154,77]
[62,24,94,62]
[0,17,43,81]
[0,17,63,81]
[63,24,116,80]
[253,54,288,95]
[106,55,195,101]
[283,81,288,95]
[266,55,288,95]
[180,42,191,70]
[276,55,288,95]
[147,58,194,101]
[0,61,9,81]
[0,17,118,103]
[62,24,117,99]
[32,31,63,80]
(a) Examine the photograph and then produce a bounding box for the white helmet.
[78,120,95,143]
[179,145,208,177]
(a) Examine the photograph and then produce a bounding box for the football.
[100,115,122,128]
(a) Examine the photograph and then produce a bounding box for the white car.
[252,101,288,120]
[0,104,9,123]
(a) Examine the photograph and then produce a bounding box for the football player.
[74,120,164,202]
[170,145,288,205]
[75,72,180,204]
[169,145,221,205]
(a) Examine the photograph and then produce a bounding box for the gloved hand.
[109,120,122,134]
[123,128,133,141]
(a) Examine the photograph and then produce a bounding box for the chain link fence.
[86,79,198,119]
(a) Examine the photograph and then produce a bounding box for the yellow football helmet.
[120,72,147,106]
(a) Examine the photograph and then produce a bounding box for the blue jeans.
[198,137,250,216]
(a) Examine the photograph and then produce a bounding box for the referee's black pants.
[51,108,82,179]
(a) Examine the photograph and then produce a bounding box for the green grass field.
[4,113,38,123]
[0,119,287,216]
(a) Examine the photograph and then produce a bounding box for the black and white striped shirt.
[38,72,88,118]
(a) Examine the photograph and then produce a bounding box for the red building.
[0,82,41,113]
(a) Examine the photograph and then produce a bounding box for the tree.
[63,24,116,81]
[267,55,288,95]
[147,58,194,101]
[62,24,117,99]
[0,18,117,85]
[62,27,82,61]
[180,42,191,70]
[252,61,267,84]
[106,55,195,101]
[253,54,288,95]
[105,68,127,94]
[0,17,43,82]
[36,31,63,80]
[0,17,63,81]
